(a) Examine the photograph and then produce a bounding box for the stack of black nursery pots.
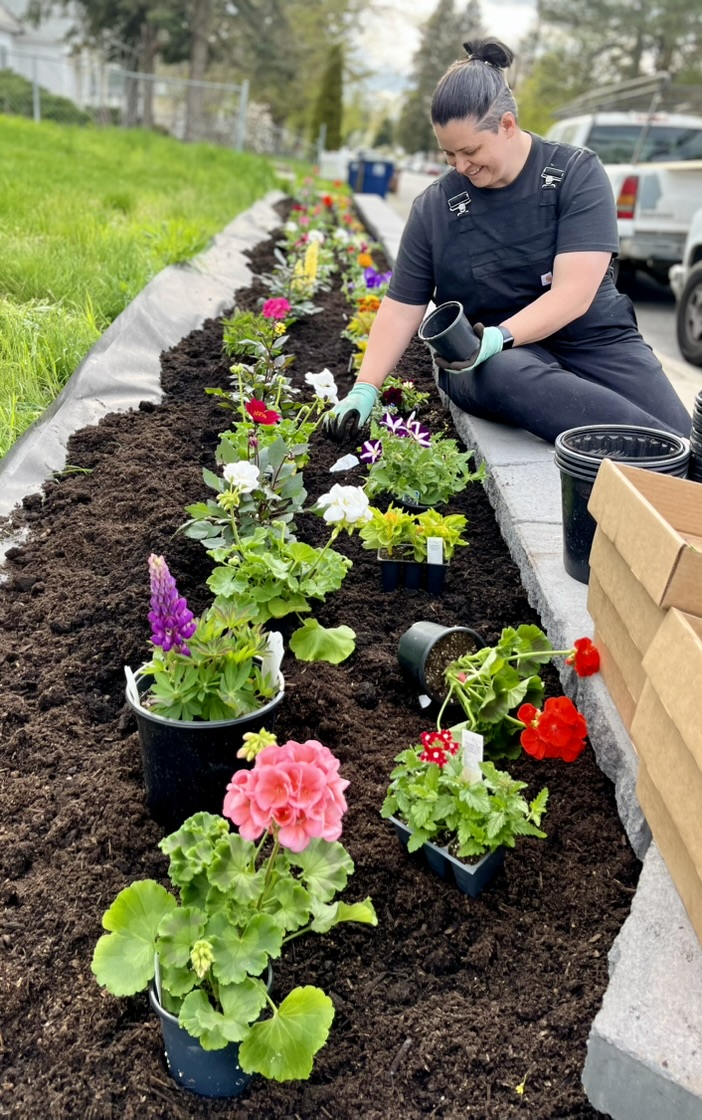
[688,391,702,482]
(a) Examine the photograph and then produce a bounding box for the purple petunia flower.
[147,554,197,655]
[405,412,432,447]
[380,411,409,437]
[363,267,393,289]
[360,439,383,464]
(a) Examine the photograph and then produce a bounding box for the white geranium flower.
[222,461,260,493]
[305,368,338,403]
[284,221,298,233]
[317,484,371,525]
[307,229,326,244]
[332,228,349,243]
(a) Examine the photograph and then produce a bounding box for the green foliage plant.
[92,788,377,1080]
[358,505,469,561]
[382,737,549,859]
[364,419,486,507]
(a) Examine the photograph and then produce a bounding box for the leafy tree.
[373,115,395,147]
[395,0,484,155]
[310,43,344,148]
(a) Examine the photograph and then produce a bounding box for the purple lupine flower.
[405,412,432,447]
[380,411,409,437]
[363,267,393,289]
[147,554,197,655]
[360,439,383,464]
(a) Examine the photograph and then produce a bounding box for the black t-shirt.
[387,134,619,323]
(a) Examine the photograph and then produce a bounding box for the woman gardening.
[326,38,690,445]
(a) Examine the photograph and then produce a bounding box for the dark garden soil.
[0,208,637,1120]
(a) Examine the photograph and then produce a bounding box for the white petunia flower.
[305,368,339,404]
[284,221,298,233]
[307,229,326,244]
[332,228,349,243]
[317,484,372,525]
[222,461,260,493]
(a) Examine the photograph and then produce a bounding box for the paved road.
[387,170,702,414]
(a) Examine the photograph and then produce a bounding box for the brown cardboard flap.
[631,681,702,862]
[588,528,666,655]
[641,609,702,761]
[587,572,646,700]
[637,757,702,948]
[587,461,702,613]
[593,627,637,734]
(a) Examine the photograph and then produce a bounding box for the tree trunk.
[185,0,210,142]
[139,22,158,129]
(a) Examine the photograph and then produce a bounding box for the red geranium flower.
[517,696,588,763]
[566,637,600,677]
[245,399,281,426]
[321,194,334,208]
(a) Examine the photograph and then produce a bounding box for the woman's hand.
[323,383,379,441]
[433,324,505,372]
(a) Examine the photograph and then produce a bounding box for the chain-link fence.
[0,50,316,159]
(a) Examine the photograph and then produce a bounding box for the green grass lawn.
[0,115,284,457]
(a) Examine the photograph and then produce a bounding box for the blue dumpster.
[347,158,396,198]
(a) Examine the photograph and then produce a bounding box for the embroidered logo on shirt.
[447,191,471,215]
[541,271,553,286]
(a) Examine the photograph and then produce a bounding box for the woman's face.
[434,112,519,189]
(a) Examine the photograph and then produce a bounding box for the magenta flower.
[360,439,383,464]
[261,297,292,320]
[223,739,349,852]
[380,411,409,437]
[147,554,197,655]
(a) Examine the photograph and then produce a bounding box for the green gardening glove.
[434,324,505,373]
[324,382,379,442]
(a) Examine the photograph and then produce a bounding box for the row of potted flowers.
[91,178,601,1100]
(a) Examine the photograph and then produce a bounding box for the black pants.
[438,331,691,444]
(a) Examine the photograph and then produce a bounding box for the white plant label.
[426,537,444,565]
[262,630,285,685]
[329,453,359,472]
[461,728,484,782]
[418,693,432,709]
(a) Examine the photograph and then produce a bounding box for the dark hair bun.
[462,38,514,70]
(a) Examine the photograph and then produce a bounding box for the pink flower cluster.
[261,297,292,320]
[223,739,349,852]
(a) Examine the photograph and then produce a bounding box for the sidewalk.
[355,190,702,1120]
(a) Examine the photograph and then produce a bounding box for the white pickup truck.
[546,107,702,284]
[670,208,702,365]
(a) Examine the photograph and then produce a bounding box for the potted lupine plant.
[125,554,285,830]
[92,735,377,1098]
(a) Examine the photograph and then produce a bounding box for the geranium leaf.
[238,986,335,1081]
[287,839,353,901]
[157,906,206,969]
[91,881,176,996]
[208,912,283,984]
[289,619,356,664]
[268,879,312,931]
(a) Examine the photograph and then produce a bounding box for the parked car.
[546,76,702,285]
[670,207,702,366]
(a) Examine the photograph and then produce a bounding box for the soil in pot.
[423,628,481,699]
[0,204,640,1120]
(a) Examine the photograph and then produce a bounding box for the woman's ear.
[501,111,517,138]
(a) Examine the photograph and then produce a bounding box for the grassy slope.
[0,116,283,455]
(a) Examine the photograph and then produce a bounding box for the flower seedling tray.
[377,552,447,595]
[389,816,505,898]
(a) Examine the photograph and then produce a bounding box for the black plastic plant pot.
[377,552,404,592]
[126,672,285,831]
[149,964,273,1098]
[403,560,423,590]
[425,563,447,596]
[417,301,480,364]
[554,424,690,585]
[397,621,484,704]
[389,817,504,898]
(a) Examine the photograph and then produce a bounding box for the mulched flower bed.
[0,209,637,1119]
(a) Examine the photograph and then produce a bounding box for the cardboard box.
[632,679,702,947]
[588,460,702,614]
[588,529,666,656]
[640,608,702,759]
[592,627,637,733]
[587,571,646,705]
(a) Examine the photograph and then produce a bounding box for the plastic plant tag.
[330,453,360,472]
[401,489,421,503]
[262,631,284,686]
[461,728,484,782]
[418,693,432,709]
[426,537,444,565]
[124,665,140,708]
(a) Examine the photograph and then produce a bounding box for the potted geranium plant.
[360,412,486,509]
[125,554,285,829]
[91,735,377,1098]
[381,728,549,897]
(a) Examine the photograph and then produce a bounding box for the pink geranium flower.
[223,739,349,852]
